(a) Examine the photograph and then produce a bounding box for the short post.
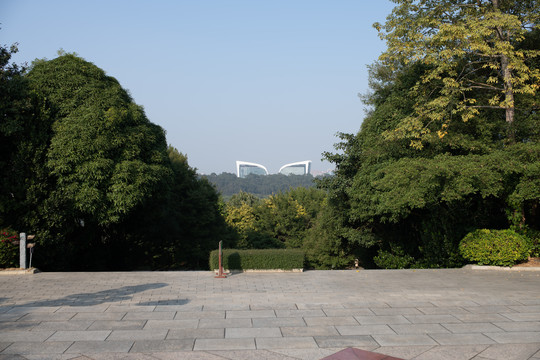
[19,232,27,269]
[215,240,226,278]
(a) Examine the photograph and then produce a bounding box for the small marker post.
[215,240,226,278]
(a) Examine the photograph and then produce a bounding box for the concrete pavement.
[0,268,539,359]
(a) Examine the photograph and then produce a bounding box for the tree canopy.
[321,0,540,268]
[375,0,540,148]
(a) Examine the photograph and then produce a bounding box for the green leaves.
[377,0,540,147]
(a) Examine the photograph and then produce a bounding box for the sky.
[1,0,395,174]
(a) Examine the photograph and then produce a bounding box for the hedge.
[209,249,305,271]
[459,229,531,267]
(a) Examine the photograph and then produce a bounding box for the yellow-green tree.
[376,0,540,147]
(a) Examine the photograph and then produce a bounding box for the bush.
[209,249,305,270]
[373,245,415,269]
[0,229,19,268]
[521,228,540,257]
[459,229,531,266]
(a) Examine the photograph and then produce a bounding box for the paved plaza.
[0,268,539,360]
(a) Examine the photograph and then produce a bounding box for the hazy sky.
[1,0,395,174]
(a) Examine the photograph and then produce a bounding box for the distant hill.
[202,173,319,198]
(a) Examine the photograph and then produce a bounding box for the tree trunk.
[501,53,516,143]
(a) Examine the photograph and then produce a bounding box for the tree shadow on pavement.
[1,283,180,308]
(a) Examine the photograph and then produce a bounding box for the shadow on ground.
[0,283,187,308]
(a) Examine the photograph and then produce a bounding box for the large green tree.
[0,53,230,270]
[321,0,540,268]
[375,0,540,147]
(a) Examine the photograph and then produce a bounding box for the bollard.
[215,241,227,278]
[19,232,27,269]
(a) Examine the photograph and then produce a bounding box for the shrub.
[209,249,304,270]
[521,228,540,257]
[0,229,19,268]
[459,229,531,266]
[373,245,415,269]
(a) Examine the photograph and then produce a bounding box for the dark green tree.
[321,4,540,268]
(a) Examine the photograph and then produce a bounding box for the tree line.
[0,49,231,270]
[203,173,317,199]
[2,0,539,270]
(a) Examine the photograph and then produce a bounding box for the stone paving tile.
[105,306,155,313]
[122,312,176,321]
[272,348,345,360]
[210,349,300,359]
[57,305,110,313]
[194,338,255,351]
[34,320,94,331]
[203,304,250,311]
[1,341,73,355]
[130,339,194,352]
[256,336,318,349]
[226,310,275,318]
[322,309,374,317]
[296,303,346,310]
[275,309,325,318]
[47,330,111,342]
[5,306,61,314]
[174,311,224,319]
[441,322,504,333]
[18,312,76,321]
[508,305,540,313]
[154,305,203,312]
[372,334,438,346]
[72,312,125,321]
[463,305,516,314]
[355,315,411,325]
[453,313,512,323]
[226,327,281,338]
[335,325,395,336]
[0,321,38,331]
[88,320,146,331]
[167,328,224,340]
[0,343,11,353]
[493,321,540,332]
[0,314,25,322]
[253,317,306,328]
[484,331,540,344]
[106,330,168,341]
[314,335,378,348]
[198,318,251,329]
[370,308,423,316]
[303,316,359,327]
[65,340,134,353]
[475,343,540,360]
[430,300,479,307]
[404,314,461,324]
[151,351,227,360]
[389,323,450,334]
[342,302,390,308]
[416,306,469,315]
[413,344,489,360]
[0,330,55,342]
[429,333,496,345]
[281,326,339,337]
[143,319,199,329]
[371,345,435,360]
[250,304,298,310]
[501,312,540,321]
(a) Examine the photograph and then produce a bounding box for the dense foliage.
[0,51,231,270]
[204,173,317,198]
[459,229,532,266]
[320,0,540,269]
[209,249,305,270]
[0,229,19,268]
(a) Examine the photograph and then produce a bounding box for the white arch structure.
[279,160,312,176]
[236,161,269,178]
